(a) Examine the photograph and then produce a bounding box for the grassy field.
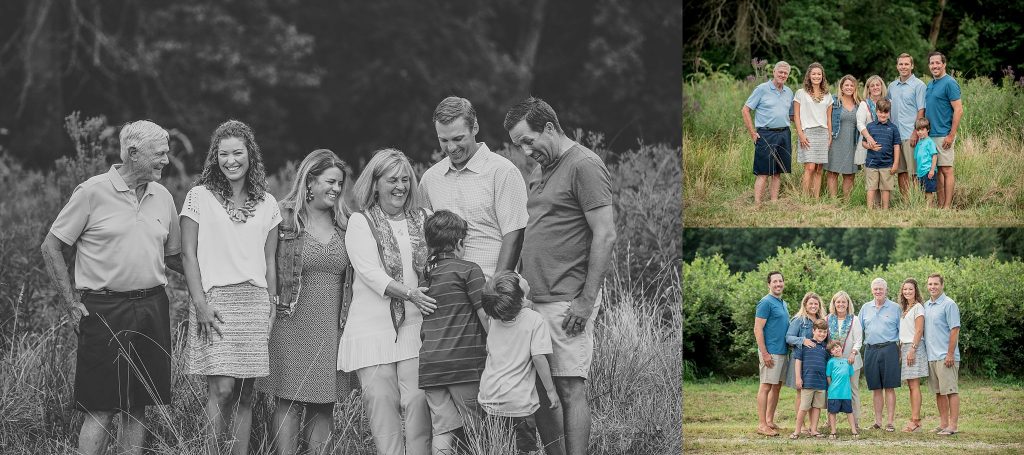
[683,376,1024,454]
[683,78,1024,227]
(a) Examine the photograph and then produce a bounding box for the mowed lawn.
[683,376,1024,454]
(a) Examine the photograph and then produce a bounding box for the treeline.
[683,228,1024,272]
[0,0,681,171]
[683,244,1024,379]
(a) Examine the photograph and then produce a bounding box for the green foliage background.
[683,243,1024,379]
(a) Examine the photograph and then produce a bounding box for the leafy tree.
[776,0,850,73]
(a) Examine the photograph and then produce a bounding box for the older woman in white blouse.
[827,291,863,431]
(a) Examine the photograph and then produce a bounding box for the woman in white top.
[827,291,863,431]
[338,148,436,455]
[793,62,834,199]
[897,278,927,432]
[855,75,889,166]
[181,120,281,455]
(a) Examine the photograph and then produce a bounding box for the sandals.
[885,424,896,432]
[870,423,883,430]
[851,431,860,438]
[938,429,958,436]
[789,432,800,440]
[903,422,923,433]
[828,433,837,440]
[757,427,779,437]
[810,431,824,438]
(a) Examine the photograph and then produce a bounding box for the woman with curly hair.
[793,62,834,199]
[897,278,928,432]
[181,119,281,455]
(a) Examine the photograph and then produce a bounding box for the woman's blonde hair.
[280,149,352,232]
[835,75,862,105]
[861,75,888,102]
[795,291,825,321]
[349,148,423,213]
[828,290,856,317]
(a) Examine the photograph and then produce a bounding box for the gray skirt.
[900,342,929,380]
[797,126,830,164]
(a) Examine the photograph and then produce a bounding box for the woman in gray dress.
[260,149,354,455]
[826,75,861,199]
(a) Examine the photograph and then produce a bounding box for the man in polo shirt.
[859,277,901,432]
[753,271,790,437]
[504,96,617,455]
[40,120,182,455]
[924,51,963,209]
[420,96,529,280]
[742,61,795,205]
[888,52,927,199]
[924,273,962,435]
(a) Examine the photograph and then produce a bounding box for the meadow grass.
[683,79,1024,227]
[683,376,1024,454]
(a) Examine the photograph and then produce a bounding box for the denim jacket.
[831,96,864,152]
[786,315,816,356]
[276,201,354,330]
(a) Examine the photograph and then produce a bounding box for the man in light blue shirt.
[742,61,795,206]
[753,271,790,436]
[925,273,961,435]
[859,277,901,431]
[888,52,927,199]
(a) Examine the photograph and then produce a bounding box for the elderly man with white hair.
[41,120,183,455]
[858,277,902,433]
[742,60,795,205]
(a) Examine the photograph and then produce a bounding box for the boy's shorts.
[827,398,853,414]
[423,382,482,435]
[918,172,937,193]
[530,292,602,379]
[798,388,826,411]
[865,167,895,191]
[928,360,960,395]
[758,353,788,384]
[931,136,955,166]
[486,414,539,453]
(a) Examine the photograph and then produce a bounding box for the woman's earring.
[305,185,314,202]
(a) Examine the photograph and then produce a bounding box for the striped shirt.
[420,143,529,280]
[794,339,830,390]
[417,256,488,387]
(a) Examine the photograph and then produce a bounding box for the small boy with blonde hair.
[791,319,830,439]
[913,117,940,207]
[826,339,859,439]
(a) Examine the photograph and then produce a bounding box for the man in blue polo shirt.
[924,51,963,209]
[742,61,794,206]
[754,271,790,436]
[859,277,901,432]
[924,273,962,435]
[888,52,927,199]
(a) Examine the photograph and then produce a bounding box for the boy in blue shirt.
[862,99,902,209]
[791,319,830,439]
[913,117,939,207]
[826,340,859,439]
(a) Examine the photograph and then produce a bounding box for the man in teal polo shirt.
[925,273,962,435]
[888,52,927,199]
[754,271,790,436]
[924,51,963,209]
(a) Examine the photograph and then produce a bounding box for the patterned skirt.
[900,342,929,380]
[187,282,271,378]
[797,126,830,164]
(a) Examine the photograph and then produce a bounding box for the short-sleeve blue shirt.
[914,137,939,177]
[794,339,829,390]
[755,294,790,355]
[859,299,901,345]
[864,121,902,169]
[888,75,927,140]
[745,81,795,129]
[924,293,961,362]
[826,357,854,399]
[925,74,962,137]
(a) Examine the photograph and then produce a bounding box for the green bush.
[682,255,738,376]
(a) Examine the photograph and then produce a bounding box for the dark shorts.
[827,399,853,414]
[753,128,792,175]
[918,173,937,193]
[75,289,172,412]
[863,342,901,390]
[487,414,539,453]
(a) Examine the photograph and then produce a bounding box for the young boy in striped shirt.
[418,210,490,453]
[791,319,831,439]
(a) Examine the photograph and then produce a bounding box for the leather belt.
[81,286,164,300]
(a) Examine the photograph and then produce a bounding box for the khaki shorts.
[530,292,602,379]
[423,382,482,435]
[865,167,896,191]
[758,353,788,384]
[897,139,916,173]
[799,388,826,411]
[931,136,955,167]
[928,360,960,395]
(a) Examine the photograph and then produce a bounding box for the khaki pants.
[356,359,431,455]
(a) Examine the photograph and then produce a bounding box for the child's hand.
[928,170,934,179]
[547,391,561,410]
[889,166,897,175]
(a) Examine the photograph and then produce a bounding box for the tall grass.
[683,78,1024,227]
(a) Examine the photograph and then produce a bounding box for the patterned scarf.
[829,313,853,343]
[363,203,428,339]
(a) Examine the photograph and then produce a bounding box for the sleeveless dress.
[259,231,352,403]
[825,103,858,174]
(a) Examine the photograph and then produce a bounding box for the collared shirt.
[420,143,529,280]
[864,120,902,168]
[49,165,181,291]
[925,74,962,136]
[794,339,829,390]
[755,294,790,355]
[888,74,927,140]
[924,293,961,362]
[745,81,795,129]
[859,298,901,345]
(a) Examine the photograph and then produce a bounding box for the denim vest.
[831,96,863,148]
[276,201,355,330]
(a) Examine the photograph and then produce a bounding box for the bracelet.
[406,288,413,299]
